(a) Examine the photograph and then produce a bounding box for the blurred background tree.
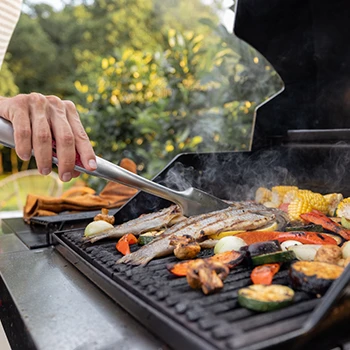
[0,0,282,189]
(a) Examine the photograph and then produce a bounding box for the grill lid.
[234,0,350,149]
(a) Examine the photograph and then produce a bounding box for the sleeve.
[0,0,23,70]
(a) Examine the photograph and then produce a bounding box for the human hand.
[0,93,97,182]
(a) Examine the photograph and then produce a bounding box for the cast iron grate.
[56,229,322,350]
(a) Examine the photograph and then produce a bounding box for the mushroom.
[170,235,201,260]
[94,208,115,225]
[186,259,229,295]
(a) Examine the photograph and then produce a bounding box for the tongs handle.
[0,117,183,205]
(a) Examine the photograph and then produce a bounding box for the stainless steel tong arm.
[0,117,186,207]
[75,156,188,206]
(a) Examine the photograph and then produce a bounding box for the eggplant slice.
[289,261,344,295]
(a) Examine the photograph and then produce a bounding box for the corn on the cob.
[324,193,343,216]
[287,190,328,221]
[255,187,272,204]
[336,198,350,220]
[288,198,313,222]
[271,186,298,206]
[283,189,299,203]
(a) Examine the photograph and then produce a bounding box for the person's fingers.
[63,100,97,171]
[47,96,76,182]
[27,93,53,175]
[0,94,95,182]
[8,95,33,161]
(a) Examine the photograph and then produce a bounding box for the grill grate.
[56,229,323,350]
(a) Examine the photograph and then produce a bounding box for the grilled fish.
[84,205,184,243]
[117,207,276,265]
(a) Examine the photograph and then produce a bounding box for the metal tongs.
[0,117,229,216]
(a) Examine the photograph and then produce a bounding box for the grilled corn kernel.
[255,187,272,204]
[336,198,350,220]
[283,189,299,203]
[288,198,313,221]
[271,186,298,206]
[287,190,328,221]
[324,193,343,216]
[298,190,328,214]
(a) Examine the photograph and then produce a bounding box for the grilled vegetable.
[214,236,247,254]
[138,230,164,245]
[84,220,114,238]
[186,259,229,295]
[323,193,343,216]
[168,250,244,277]
[338,257,350,267]
[341,217,350,229]
[314,245,342,265]
[245,240,281,257]
[300,211,350,240]
[236,231,337,245]
[289,261,344,295]
[322,233,342,245]
[250,263,280,285]
[255,187,272,204]
[170,235,201,260]
[288,190,328,221]
[287,244,321,261]
[93,208,115,225]
[285,224,323,232]
[271,186,298,207]
[116,233,138,255]
[238,284,294,312]
[341,241,350,258]
[251,250,295,266]
[280,240,302,251]
[336,197,350,219]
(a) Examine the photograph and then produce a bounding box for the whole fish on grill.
[117,206,278,265]
[83,205,184,243]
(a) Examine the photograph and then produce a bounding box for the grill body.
[49,0,350,348]
[52,145,350,350]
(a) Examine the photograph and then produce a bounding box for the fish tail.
[117,250,154,265]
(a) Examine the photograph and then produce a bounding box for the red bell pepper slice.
[116,233,138,255]
[250,263,280,285]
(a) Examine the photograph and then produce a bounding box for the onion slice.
[214,236,247,254]
[84,220,114,237]
[280,240,302,251]
[287,244,321,261]
[341,241,350,259]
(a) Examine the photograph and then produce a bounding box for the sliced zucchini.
[251,250,295,266]
[138,231,163,245]
[238,284,294,312]
[289,261,344,295]
[286,224,323,232]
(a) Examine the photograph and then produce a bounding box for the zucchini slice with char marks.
[251,250,296,266]
[238,284,294,312]
[289,261,344,295]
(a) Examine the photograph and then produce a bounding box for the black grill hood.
[234,0,350,150]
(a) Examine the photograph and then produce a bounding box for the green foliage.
[75,23,282,185]
[1,0,283,187]
[0,59,19,96]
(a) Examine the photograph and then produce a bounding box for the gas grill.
[30,0,350,349]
